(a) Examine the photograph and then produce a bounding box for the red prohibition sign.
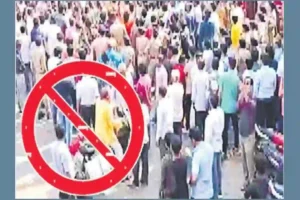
[21,61,144,195]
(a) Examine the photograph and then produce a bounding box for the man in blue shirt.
[198,10,215,52]
[31,18,41,43]
[219,57,240,158]
[98,39,125,69]
[254,53,277,129]
[189,127,214,199]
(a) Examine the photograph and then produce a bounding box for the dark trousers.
[79,105,95,128]
[159,138,167,160]
[222,113,239,155]
[133,143,149,186]
[256,98,275,129]
[24,63,33,93]
[195,111,207,136]
[71,88,76,111]
[173,122,182,140]
[183,94,192,130]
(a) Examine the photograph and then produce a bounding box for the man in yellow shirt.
[231,16,242,49]
[95,87,123,160]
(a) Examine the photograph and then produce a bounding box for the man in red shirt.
[173,55,186,86]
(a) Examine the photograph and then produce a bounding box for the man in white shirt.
[131,95,150,187]
[203,41,214,73]
[205,95,225,199]
[47,47,62,71]
[46,17,61,57]
[76,75,99,129]
[155,59,168,100]
[167,70,184,139]
[192,59,210,135]
[156,86,173,159]
[184,48,197,130]
[18,26,33,93]
[51,125,76,199]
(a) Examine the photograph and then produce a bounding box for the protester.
[205,94,224,199]
[189,127,214,199]
[51,125,76,199]
[219,56,240,158]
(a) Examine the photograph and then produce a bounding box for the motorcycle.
[254,124,284,199]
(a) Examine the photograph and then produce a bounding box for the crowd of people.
[15,1,284,199]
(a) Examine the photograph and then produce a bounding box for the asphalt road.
[15,104,244,199]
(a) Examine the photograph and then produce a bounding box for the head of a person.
[239,39,246,49]
[35,37,42,47]
[172,47,179,56]
[243,76,254,88]
[17,12,22,21]
[179,55,186,64]
[151,15,157,24]
[16,40,21,51]
[242,24,250,33]
[209,94,219,110]
[129,3,135,13]
[197,59,205,70]
[123,12,130,23]
[228,57,237,70]
[57,32,64,42]
[50,16,56,24]
[58,4,64,14]
[258,13,265,22]
[265,45,275,60]
[158,86,167,99]
[250,38,258,48]
[214,49,222,60]
[162,4,168,12]
[20,26,26,34]
[139,63,147,76]
[232,16,238,24]
[275,38,282,49]
[261,53,270,66]
[138,27,145,36]
[66,46,74,57]
[189,46,197,59]
[253,153,267,175]
[189,127,204,147]
[211,3,217,12]
[78,48,87,60]
[100,12,106,22]
[33,17,39,27]
[55,125,65,140]
[54,47,62,58]
[246,58,254,70]
[164,132,174,149]
[100,87,110,101]
[204,40,211,50]
[250,22,257,31]
[141,8,147,18]
[171,69,180,83]
[39,15,45,24]
[204,10,211,21]
[171,136,182,156]
[212,57,219,71]
[251,49,259,63]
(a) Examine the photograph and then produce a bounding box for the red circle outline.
[21,61,144,195]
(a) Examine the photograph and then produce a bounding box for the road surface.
[15,106,244,199]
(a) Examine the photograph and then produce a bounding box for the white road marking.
[16,142,55,165]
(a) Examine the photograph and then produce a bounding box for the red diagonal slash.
[46,87,120,167]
